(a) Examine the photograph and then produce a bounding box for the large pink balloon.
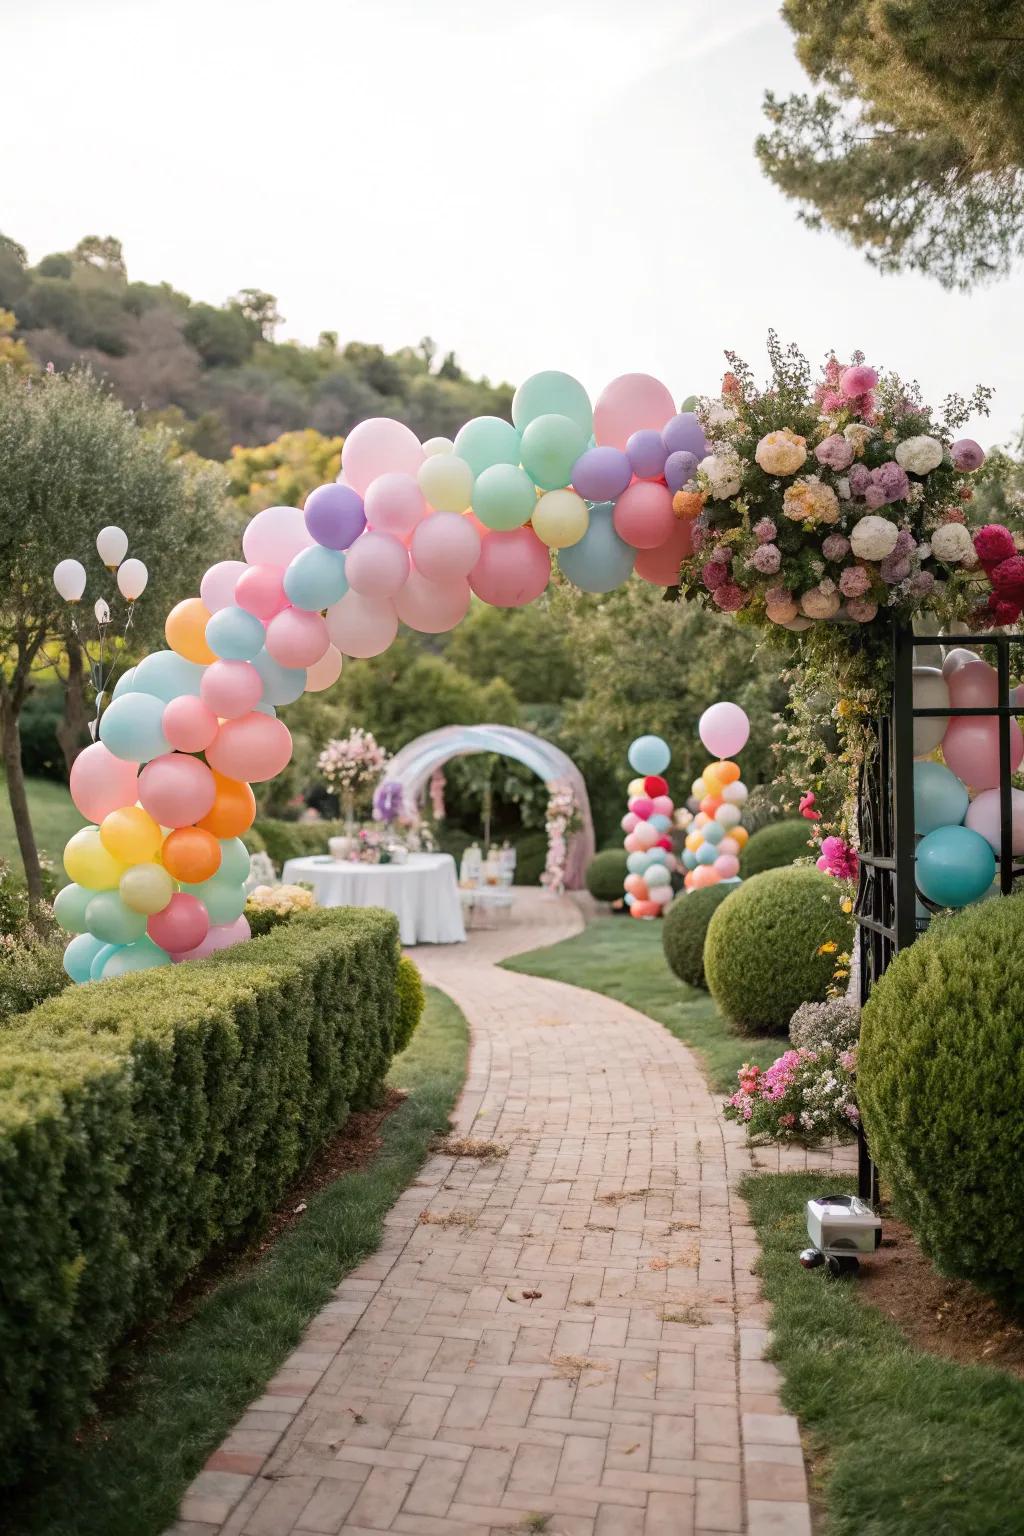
[325,591,399,658]
[698,702,750,759]
[470,528,550,608]
[70,742,139,822]
[138,753,217,827]
[171,913,250,963]
[149,892,209,954]
[411,511,481,581]
[612,483,675,549]
[964,786,1024,854]
[942,715,1024,789]
[947,660,998,709]
[634,515,694,585]
[163,695,219,751]
[206,712,294,783]
[234,564,289,621]
[304,644,343,692]
[345,531,410,597]
[395,572,471,633]
[594,374,676,450]
[200,660,264,719]
[242,506,314,567]
[200,560,247,613]
[265,607,330,668]
[714,853,740,879]
[364,473,426,538]
[342,418,424,495]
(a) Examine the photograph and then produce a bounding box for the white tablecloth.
[281,852,466,946]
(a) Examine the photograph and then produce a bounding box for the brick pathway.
[171,893,855,1536]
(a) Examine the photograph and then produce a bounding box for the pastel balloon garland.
[621,735,678,918]
[680,703,751,890]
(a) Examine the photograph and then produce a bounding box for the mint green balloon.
[103,936,170,977]
[53,882,92,934]
[84,890,148,945]
[472,464,537,531]
[512,371,593,436]
[63,932,107,983]
[680,394,699,412]
[219,837,252,885]
[453,416,521,476]
[182,874,247,925]
[520,413,588,492]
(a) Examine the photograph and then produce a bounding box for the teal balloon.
[512,370,593,436]
[206,605,265,662]
[53,882,92,934]
[99,692,169,763]
[916,825,995,908]
[696,842,718,866]
[252,648,306,705]
[90,942,122,980]
[254,700,278,716]
[558,502,635,594]
[913,761,969,835]
[112,666,136,698]
[182,875,246,924]
[133,650,205,702]
[682,849,697,870]
[628,734,671,775]
[702,822,725,846]
[519,413,588,491]
[472,464,536,531]
[650,814,672,833]
[626,851,649,875]
[454,416,521,476]
[219,837,252,884]
[103,936,170,977]
[284,546,348,610]
[84,891,148,945]
[63,932,107,983]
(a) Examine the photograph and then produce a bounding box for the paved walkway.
[172,893,854,1536]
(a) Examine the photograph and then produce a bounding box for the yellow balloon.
[165,597,217,665]
[702,765,723,795]
[417,453,474,513]
[531,489,589,549]
[685,831,703,851]
[63,826,124,890]
[120,861,175,915]
[628,778,645,798]
[100,805,163,865]
[731,826,749,849]
[691,778,707,798]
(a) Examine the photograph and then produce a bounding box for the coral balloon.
[594,373,676,450]
[138,753,217,827]
[634,516,694,586]
[631,899,660,918]
[163,695,219,752]
[200,659,264,719]
[342,418,424,495]
[304,644,343,692]
[325,590,399,658]
[205,712,293,783]
[234,564,289,620]
[196,772,256,838]
[345,531,410,597]
[395,571,471,634]
[162,826,222,883]
[364,472,426,538]
[941,714,1024,789]
[624,875,649,900]
[70,742,138,822]
[411,511,481,581]
[149,892,210,954]
[634,822,659,851]
[470,527,550,608]
[242,505,314,566]
[265,607,330,668]
[99,805,162,865]
[612,482,674,550]
[200,559,247,613]
[165,598,217,665]
[947,660,999,709]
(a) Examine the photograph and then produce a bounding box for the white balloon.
[721,780,748,805]
[715,802,742,827]
[940,646,980,679]
[911,666,950,756]
[422,436,455,457]
[96,525,128,568]
[117,558,148,600]
[94,598,111,625]
[53,559,86,602]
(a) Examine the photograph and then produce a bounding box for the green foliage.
[704,866,853,1035]
[584,849,628,902]
[661,886,734,990]
[445,600,583,706]
[394,956,425,1055]
[739,819,814,878]
[859,895,1024,1304]
[249,817,345,870]
[513,830,549,886]
[0,925,67,1023]
[0,906,405,1483]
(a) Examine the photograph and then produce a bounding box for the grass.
[7,985,469,1536]
[744,1171,1024,1535]
[0,773,79,881]
[502,916,779,1091]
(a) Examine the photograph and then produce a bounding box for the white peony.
[699,451,743,500]
[836,477,851,500]
[706,402,738,429]
[850,515,900,561]
[895,435,944,475]
[930,521,974,564]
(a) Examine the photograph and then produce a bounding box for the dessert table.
[280,851,465,946]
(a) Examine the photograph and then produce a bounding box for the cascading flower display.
[540,780,580,897]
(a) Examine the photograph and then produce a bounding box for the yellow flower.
[817,940,838,955]
[840,897,853,914]
[782,476,840,526]
[755,428,807,476]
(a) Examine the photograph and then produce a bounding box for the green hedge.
[859,896,1024,1305]
[395,956,425,1055]
[585,849,628,902]
[248,817,345,868]
[661,885,734,990]
[0,906,405,1485]
[739,819,813,878]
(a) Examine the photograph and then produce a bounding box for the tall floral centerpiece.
[540,781,580,897]
[317,728,390,852]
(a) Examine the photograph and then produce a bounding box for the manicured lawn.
[745,1171,1024,1535]
[6,986,469,1536]
[502,915,779,1091]
[0,773,80,881]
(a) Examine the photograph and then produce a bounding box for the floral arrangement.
[789,997,860,1053]
[372,779,405,823]
[247,882,315,915]
[317,728,390,813]
[724,1045,859,1145]
[428,767,447,822]
[540,780,580,896]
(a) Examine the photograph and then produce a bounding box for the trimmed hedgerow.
[661,885,734,990]
[859,896,1024,1305]
[249,818,345,869]
[585,849,628,903]
[739,819,813,878]
[395,956,425,1055]
[0,906,404,1486]
[704,866,853,1035]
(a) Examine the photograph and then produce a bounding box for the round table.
[280,852,466,946]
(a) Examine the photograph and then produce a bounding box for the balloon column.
[621,735,678,918]
[680,703,751,891]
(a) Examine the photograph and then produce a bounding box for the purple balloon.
[662,412,707,459]
[665,450,699,493]
[626,429,668,480]
[571,446,632,503]
[304,483,366,551]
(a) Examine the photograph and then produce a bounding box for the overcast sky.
[4,0,1018,441]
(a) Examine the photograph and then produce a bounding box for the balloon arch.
[387,725,596,890]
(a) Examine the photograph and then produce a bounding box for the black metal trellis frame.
[854,622,1024,1204]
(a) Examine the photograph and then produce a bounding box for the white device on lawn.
[799,1193,882,1275]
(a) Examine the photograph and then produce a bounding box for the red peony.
[991,555,1024,599]
[973,524,1016,570]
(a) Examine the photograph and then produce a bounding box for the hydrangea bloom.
[755,429,807,476]
[713,581,747,611]
[700,451,743,499]
[931,521,974,563]
[951,438,986,471]
[821,533,850,561]
[974,524,1016,569]
[783,477,840,525]
[814,433,854,471]
[750,543,782,575]
[850,515,899,560]
[839,565,872,598]
[753,517,777,543]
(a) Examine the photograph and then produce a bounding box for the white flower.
[699,451,743,500]
[850,515,900,561]
[706,402,738,429]
[836,477,851,500]
[930,521,973,564]
[918,541,932,560]
[843,424,875,456]
[906,482,925,505]
[895,435,944,475]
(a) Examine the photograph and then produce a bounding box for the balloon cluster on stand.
[621,735,678,918]
[679,703,751,891]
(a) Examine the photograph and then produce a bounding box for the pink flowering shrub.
[723,1044,859,1145]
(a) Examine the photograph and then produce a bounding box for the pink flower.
[839,565,871,598]
[753,517,777,543]
[702,560,727,591]
[750,543,782,575]
[713,582,747,612]
[799,792,821,822]
[821,533,850,561]
[815,434,854,471]
[974,524,1016,569]
[951,439,985,471]
[992,555,1024,600]
[841,364,879,398]
[879,553,911,584]
[779,1113,797,1128]
[845,598,878,622]
[816,835,858,880]
[848,463,871,497]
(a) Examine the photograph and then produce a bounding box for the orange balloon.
[196,772,256,838]
[624,874,649,900]
[731,826,749,849]
[709,759,741,786]
[162,826,222,883]
[684,871,696,890]
[165,597,217,665]
[700,794,724,816]
[691,865,722,888]
[631,899,660,918]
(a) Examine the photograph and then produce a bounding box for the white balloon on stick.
[94,598,111,625]
[53,559,86,602]
[117,558,148,600]
[96,526,129,569]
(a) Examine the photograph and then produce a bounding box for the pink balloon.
[138,753,216,827]
[470,527,550,608]
[941,715,1023,790]
[940,647,980,679]
[163,695,219,751]
[624,832,641,853]
[70,741,139,822]
[242,506,314,567]
[364,472,427,538]
[964,786,1024,853]
[411,511,481,581]
[345,531,410,598]
[206,712,294,783]
[265,607,330,668]
[172,913,251,963]
[395,572,471,634]
[621,812,639,833]
[699,702,750,759]
[947,660,998,709]
[634,516,694,586]
[342,418,424,496]
[718,836,740,857]
[200,659,263,719]
[633,822,659,850]
[149,892,210,953]
[594,374,677,450]
[651,795,674,817]
[325,591,399,658]
[304,644,343,692]
[714,853,740,879]
[234,564,289,620]
[200,560,248,613]
[691,865,722,888]
[612,482,675,549]
[629,796,654,820]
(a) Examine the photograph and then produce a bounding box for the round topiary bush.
[395,955,426,1054]
[859,896,1024,1304]
[585,849,628,903]
[703,866,853,1034]
[661,885,735,989]
[739,819,812,879]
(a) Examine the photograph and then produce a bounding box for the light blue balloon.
[702,821,725,846]
[252,649,306,705]
[219,837,252,884]
[626,851,649,875]
[254,700,278,717]
[644,847,668,865]
[284,546,348,611]
[453,415,521,476]
[649,814,672,834]
[99,693,169,763]
[63,932,107,983]
[646,864,670,888]
[558,503,635,594]
[696,842,719,866]
[53,882,92,934]
[103,936,170,977]
[90,942,122,980]
[916,825,996,908]
[624,892,635,906]
[84,891,148,945]
[913,761,969,836]
[181,875,247,925]
[133,650,206,702]
[206,605,265,662]
[628,735,671,775]
[682,849,697,871]
[511,370,593,435]
[111,666,136,698]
